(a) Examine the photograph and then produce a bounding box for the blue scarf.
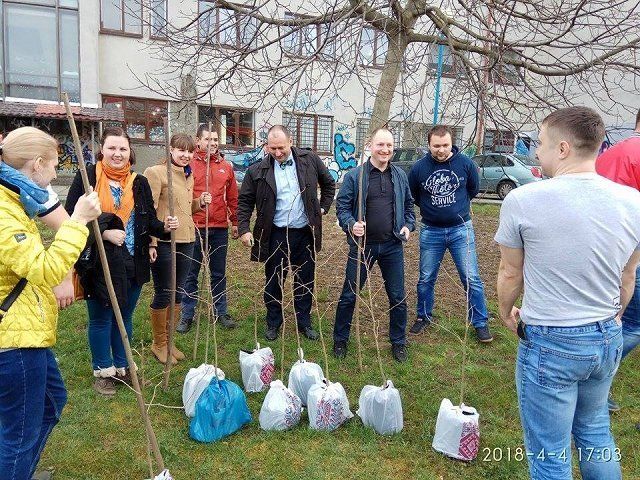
[0,162,50,218]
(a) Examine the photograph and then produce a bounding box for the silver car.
[472,153,543,199]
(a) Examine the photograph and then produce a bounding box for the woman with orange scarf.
[65,127,178,396]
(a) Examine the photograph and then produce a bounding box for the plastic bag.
[432,398,480,461]
[189,378,252,443]
[183,364,225,418]
[288,349,324,406]
[239,346,275,393]
[259,379,302,431]
[307,379,353,431]
[152,470,173,480]
[357,380,403,435]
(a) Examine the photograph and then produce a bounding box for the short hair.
[427,125,453,144]
[636,108,640,129]
[0,126,58,170]
[196,123,217,139]
[170,133,195,152]
[542,107,605,155]
[267,125,291,139]
[368,126,393,143]
[98,126,136,165]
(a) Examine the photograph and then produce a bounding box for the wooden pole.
[354,151,366,371]
[62,93,165,473]
[162,117,177,390]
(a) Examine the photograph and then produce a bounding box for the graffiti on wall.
[56,134,95,173]
[325,133,357,182]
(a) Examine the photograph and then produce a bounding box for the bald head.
[267,124,293,162]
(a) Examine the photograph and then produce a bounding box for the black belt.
[0,278,27,321]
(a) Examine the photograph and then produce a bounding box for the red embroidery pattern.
[458,421,480,460]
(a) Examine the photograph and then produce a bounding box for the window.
[1,0,80,102]
[283,13,335,59]
[198,106,255,148]
[359,27,387,67]
[355,118,400,154]
[484,129,515,153]
[490,49,523,85]
[100,0,142,36]
[150,0,168,39]
[199,1,258,48]
[428,43,464,78]
[283,112,333,154]
[102,95,167,143]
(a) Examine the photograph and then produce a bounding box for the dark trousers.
[0,348,67,480]
[264,226,315,330]
[150,241,195,309]
[183,228,229,319]
[334,239,407,345]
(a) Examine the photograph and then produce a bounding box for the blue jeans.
[334,239,407,345]
[0,348,67,480]
[516,319,623,480]
[620,266,640,360]
[182,228,229,320]
[86,283,143,371]
[416,221,488,327]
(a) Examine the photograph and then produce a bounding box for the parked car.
[471,153,543,199]
[391,147,429,175]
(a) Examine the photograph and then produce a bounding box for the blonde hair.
[0,127,58,170]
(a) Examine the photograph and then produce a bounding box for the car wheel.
[497,180,516,199]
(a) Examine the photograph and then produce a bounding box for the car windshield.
[515,154,539,166]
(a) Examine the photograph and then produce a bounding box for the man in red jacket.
[178,124,239,332]
[596,108,640,412]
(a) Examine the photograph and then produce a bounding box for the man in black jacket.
[237,125,336,341]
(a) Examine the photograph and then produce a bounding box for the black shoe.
[219,313,238,329]
[300,326,319,341]
[391,343,408,363]
[265,327,279,341]
[333,341,347,359]
[409,318,431,335]
[475,326,494,343]
[176,317,193,334]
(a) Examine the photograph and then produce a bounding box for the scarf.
[95,160,136,227]
[0,162,50,218]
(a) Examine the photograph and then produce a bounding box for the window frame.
[490,49,523,86]
[282,12,335,60]
[359,26,388,68]
[198,105,256,150]
[100,0,143,38]
[427,43,465,78]
[198,1,257,49]
[149,0,168,40]
[102,94,168,144]
[283,111,333,156]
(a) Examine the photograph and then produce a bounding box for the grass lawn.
[41,204,640,479]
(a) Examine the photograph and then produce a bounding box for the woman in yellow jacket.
[144,133,210,365]
[0,127,100,480]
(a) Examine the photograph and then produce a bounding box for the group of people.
[0,105,639,479]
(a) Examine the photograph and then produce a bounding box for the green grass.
[39,209,640,480]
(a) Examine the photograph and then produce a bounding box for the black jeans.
[333,239,407,345]
[264,226,315,330]
[150,241,195,308]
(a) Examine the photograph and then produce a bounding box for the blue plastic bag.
[189,378,252,443]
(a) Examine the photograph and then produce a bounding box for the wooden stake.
[354,151,366,371]
[62,93,165,473]
[162,117,177,390]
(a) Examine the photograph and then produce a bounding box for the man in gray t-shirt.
[495,106,640,480]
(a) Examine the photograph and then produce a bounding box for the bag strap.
[0,278,27,321]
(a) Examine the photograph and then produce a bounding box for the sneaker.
[93,377,116,396]
[333,341,347,359]
[608,394,621,413]
[391,343,408,363]
[219,313,238,329]
[176,317,193,334]
[265,327,279,341]
[300,326,319,341]
[409,318,431,335]
[475,326,494,343]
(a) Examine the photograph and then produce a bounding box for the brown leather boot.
[150,306,176,365]
[169,304,185,361]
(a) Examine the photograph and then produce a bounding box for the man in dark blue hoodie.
[333,127,415,362]
[408,125,493,342]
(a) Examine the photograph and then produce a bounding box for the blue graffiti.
[329,133,357,181]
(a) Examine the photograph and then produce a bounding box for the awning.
[0,100,124,122]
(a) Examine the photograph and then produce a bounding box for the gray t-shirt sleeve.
[494,194,524,248]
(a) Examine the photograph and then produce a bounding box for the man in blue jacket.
[333,127,415,362]
[408,125,493,342]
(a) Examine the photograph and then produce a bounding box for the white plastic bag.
[182,364,225,418]
[432,398,480,461]
[307,380,353,431]
[259,379,302,431]
[239,345,275,392]
[357,380,403,435]
[288,349,323,406]
[152,470,173,480]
